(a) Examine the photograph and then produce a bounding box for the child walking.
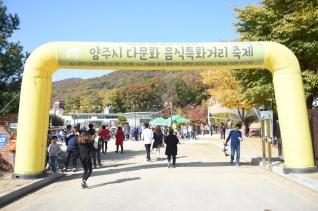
[47,136,61,173]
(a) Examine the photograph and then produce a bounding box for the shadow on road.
[58,161,252,182]
[100,150,147,161]
[87,177,141,189]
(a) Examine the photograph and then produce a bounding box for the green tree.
[64,96,81,113]
[0,2,27,113]
[233,0,318,107]
[232,69,274,108]
[49,114,64,126]
[80,93,103,113]
[117,115,127,125]
[106,88,126,113]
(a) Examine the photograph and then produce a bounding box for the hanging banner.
[57,42,265,68]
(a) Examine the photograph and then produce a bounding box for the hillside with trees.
[52,70,211,119]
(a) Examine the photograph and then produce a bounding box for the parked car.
[249,129,261,138]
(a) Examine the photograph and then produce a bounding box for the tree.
[64,96,81,113]
[80,93,103,113]
[202,70,252,124]
[104,88,126,113]
[123,82,158,112]
[117,115,127,125]
[177,104,207,124]
[49,114,64,126]
[303,70,318,108]
[232,69,274,108]
[233,0,318,107]
[0,2,27,113]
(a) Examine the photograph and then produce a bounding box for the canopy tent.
[165,115,190,124]
[150,117,167,125]
[176,117,190,124]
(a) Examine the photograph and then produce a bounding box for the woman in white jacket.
[141,123,153,162]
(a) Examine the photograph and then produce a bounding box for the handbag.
[93,135,99,149]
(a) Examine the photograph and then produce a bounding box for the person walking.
[88,124,102,168]
[187,125,193,140]
[124,124,130,140]
[77,131,94,188]
[164,127,179,168]
[153,125,164,160]
[141,123,153,162]
[47,136,61,173]
[209,124,213,136]
[8,132,17,165]
[115,126,125,153]
[200,124,205,136]
[224,123,242,166]
[220,122,226,140]
[100,125,110,154]
[64,126,80,172]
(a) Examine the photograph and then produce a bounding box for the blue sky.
[5,0,259,81]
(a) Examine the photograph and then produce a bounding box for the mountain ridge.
[52,70,205,102]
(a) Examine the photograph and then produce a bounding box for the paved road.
[3,140,318,211]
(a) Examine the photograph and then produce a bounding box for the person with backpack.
[100,125,110,154]
[63,126,80,172]
[77,131,94,188]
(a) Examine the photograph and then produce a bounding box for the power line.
[0,92,20,113]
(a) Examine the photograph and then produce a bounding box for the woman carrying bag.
[153,125,164,160]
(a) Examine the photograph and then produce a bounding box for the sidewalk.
[0,139,67,208]
[200,134,318,193]
[0,172,64,208]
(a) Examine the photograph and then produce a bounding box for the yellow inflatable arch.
[14,42,316,178]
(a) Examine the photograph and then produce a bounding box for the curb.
[271,165,318,193]
[0,173,64,208]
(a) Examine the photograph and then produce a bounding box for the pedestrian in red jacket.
[115,126,125,154]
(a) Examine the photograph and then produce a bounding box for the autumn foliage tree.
[233,0,318,108]
[177,104,207,124]
[202,70,252,124]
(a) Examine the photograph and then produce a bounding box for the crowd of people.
[45,119,246,188]
[47,122,181,188]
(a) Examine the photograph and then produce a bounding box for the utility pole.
[170,101,173,126]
